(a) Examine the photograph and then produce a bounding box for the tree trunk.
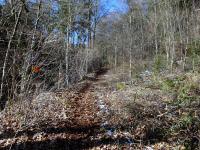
[21,1,41,94]
[0,5,22,100]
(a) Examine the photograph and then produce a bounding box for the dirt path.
[1,68,194,150]
[1,68,159,150]
[0,69,134,150]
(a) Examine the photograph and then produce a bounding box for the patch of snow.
[106,130,113,136]
[99,104,105,109]
[101,121,108,127]
[140,70,152,78]
[145,146,154,150]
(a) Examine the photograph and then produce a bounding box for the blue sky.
[0,0,128,13]
[101,0,128,13]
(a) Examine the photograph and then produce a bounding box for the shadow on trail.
[95,68,109,77]
[0,123,100,140]
[2,135,135,150]
[1,123,137,150]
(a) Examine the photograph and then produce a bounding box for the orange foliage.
[32,66,41,73]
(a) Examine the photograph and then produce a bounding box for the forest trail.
[1,68,199,150]
[0,0,200,149]
[0,69,136,150]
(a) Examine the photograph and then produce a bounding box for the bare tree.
[0,3,23,100]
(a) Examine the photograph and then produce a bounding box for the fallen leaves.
[0,69,199,149]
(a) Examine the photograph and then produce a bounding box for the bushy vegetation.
[116,82,126,90]
[153,55,167,73]
[159,73,199,104]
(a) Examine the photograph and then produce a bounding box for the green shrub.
[160,75,185,92]
[159,73,200,106]
[177,84,192,104]
[171,76,199,106]
[153,55,167,73]
[116,82,126,90]
[161,78,176,91]
[187,40,200,56]
[170,113,195,133]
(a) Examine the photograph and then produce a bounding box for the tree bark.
[0,5,22,100]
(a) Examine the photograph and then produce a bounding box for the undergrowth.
[155,72,200,106]
[116,82,126,90]
[148,71,200,148]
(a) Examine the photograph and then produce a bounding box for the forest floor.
[0,68,200,150]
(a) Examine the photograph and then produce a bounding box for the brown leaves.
[0,81,103,149]
[1,70,199,149]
